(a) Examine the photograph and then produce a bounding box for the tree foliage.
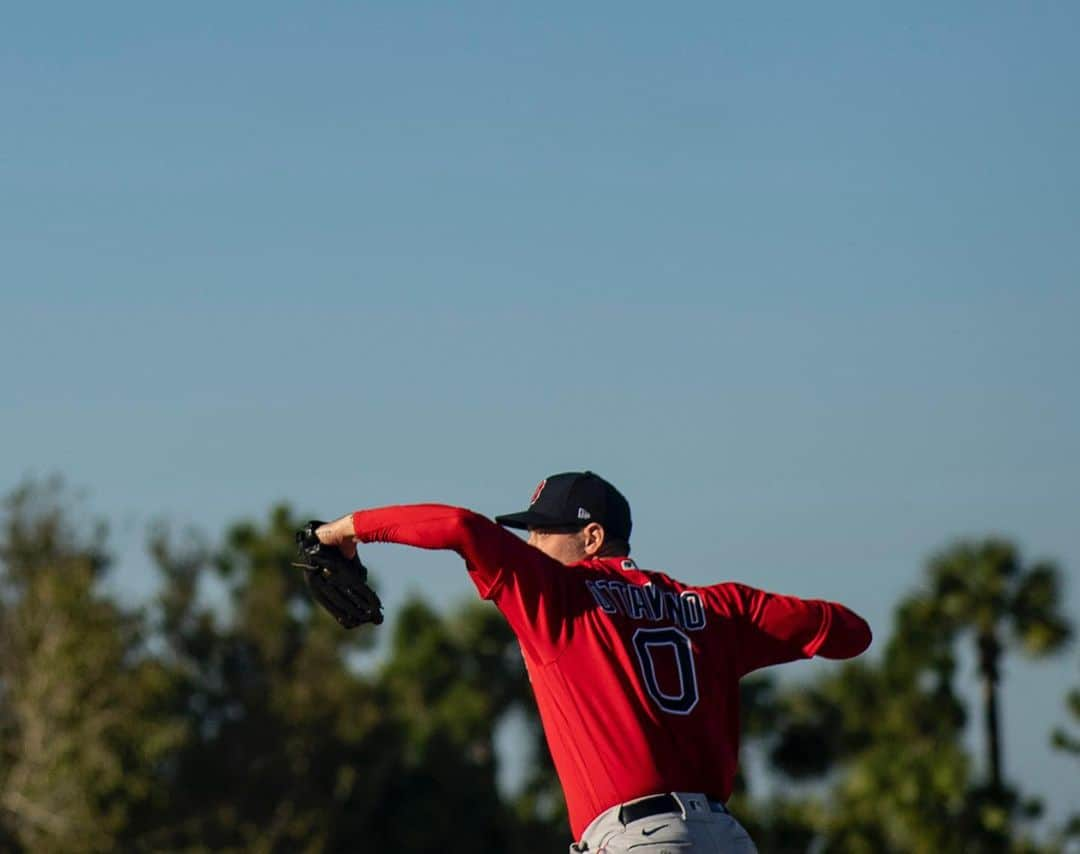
[0,480,1074,853]
[1050,667,1080,845]
[0,480,184,853]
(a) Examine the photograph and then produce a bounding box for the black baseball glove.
[294,520,384,628]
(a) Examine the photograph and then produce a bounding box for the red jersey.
[352,504,872,839]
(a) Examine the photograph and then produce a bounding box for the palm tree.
[925,538,1072,791]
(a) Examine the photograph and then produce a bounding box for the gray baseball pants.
[570,792,757,853]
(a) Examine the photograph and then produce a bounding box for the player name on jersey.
[585,560,707,632]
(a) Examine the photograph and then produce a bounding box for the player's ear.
[582,523,605,556]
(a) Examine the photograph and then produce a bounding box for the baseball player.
[314,471,872,852]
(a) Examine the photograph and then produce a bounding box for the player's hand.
[315,515,357,558]
[295,520,382,628]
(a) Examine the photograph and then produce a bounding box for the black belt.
[618,794,680,825]
[618,793,729,825]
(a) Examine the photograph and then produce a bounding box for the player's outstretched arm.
[316,504,574,661]
[724,583,872,676]
[315,503,559,587]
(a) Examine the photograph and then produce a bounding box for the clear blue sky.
[3,0,1078,832]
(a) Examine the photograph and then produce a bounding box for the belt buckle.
[671,792,729,817]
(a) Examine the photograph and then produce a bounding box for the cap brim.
[495,510,577,530]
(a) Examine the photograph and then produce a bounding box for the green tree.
[0,479,184,853]
[758,598,975,853]
[141,504,393,853]
[925,539,1071,792]
[145,504,553,853]
[5,483,1072,853]
[371,596,543,851]
[1050,669,1080,845]
[749,540,1071,853]
[1051,681,1080,760]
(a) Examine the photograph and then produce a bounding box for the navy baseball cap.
[495,471,632,542]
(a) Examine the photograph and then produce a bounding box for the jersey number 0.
[631,627,700,715]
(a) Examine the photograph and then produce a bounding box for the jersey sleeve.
[711,582,872,677]
[351,504,573,663]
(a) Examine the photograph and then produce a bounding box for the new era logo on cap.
[494,471,632,542]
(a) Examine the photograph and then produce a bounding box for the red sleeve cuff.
[814,606,872,659]
[801,602,833,658]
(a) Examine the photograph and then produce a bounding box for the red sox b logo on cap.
[529,479,547,506]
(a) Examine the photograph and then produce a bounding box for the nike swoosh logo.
[642,824,669,836]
